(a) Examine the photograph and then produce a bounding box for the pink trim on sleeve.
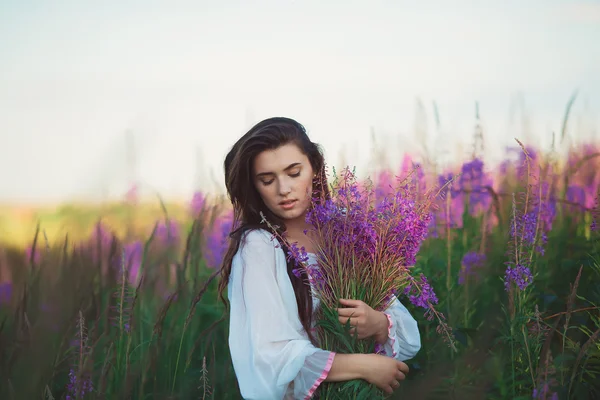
[383,312,397,358]
[304,352,336,400]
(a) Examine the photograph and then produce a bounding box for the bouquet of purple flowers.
[264,167,454,398]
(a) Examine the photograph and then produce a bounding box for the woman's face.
[252,142,314,224]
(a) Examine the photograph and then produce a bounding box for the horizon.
[1,0,599,204]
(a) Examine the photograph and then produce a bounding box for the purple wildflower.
[504,263,533,291]
[124,241,143,284]
[460,158,493,216]
[458,252,486,285]
[0,282,12,304]
[204,213,233,269]
[532,382,558,400]
[435,172,465,230]
[65,368,93,399]
[383,194,432,266]
[509,185,555,257]
[404,274,439,309]
[155,220,180,245]
[190,191,206,216]
[566,185,587,211]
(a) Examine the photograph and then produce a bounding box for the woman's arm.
[326,353,410,395]
[376,296,421,361]
[228,229,337,399]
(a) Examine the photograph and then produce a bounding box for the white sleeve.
[227,229,335,400]
[378,295,421,361]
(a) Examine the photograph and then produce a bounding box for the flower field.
[1,137,600,399]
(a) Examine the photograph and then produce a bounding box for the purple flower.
[566,185,586,210]
[383,195,432,266]
[155,220,180,245]
[204,213,233,269]
[460,158,493,216]
[190,191,206,216]
[458,252,486,285]
[509,185,555,257]
[504,263,533,291]
[65,368,93,399]
[0,282,12,304]
[124,241,143,284]
[532,382,558,400]
[404,274,439,309]
[435,172,465,230]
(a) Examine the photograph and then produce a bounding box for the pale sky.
[1,0,599,204]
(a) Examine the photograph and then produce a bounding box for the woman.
[218,117,421,399]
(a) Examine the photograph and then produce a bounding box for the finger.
[397,362,410,374]
[382,385,393,395]
[337,308,359,317]
[338,299,363,307]
[338,317,357,328]
[391,380,401,389]
[395,371,406,381]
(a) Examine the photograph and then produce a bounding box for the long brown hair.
[218,117,330,343]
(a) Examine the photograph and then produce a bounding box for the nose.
[279,178,292,196]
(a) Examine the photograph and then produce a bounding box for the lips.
[279,199,297,209]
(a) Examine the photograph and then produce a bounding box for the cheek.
[300,176,314,198]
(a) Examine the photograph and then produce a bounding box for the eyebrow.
[255,162,302,178]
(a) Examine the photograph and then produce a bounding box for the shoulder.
[232,228,285,278]
[237,228,282,257]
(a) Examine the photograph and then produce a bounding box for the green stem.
[171,326,187,395]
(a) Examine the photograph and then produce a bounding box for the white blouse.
[227,229,421,400]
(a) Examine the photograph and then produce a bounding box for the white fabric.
[227,228,421,399]
[380,296,422,360]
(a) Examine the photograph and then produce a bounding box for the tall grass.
[1,122,600,398]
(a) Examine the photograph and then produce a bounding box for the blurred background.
[1,1,600,399]
[1,0,598,205]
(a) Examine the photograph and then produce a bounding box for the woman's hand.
[325,353,409,394]
[359,354,409,394]
[337,299,389,343]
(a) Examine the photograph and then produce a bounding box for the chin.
[275,207,307,223]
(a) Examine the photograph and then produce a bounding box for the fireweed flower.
[504,263,533,291]
[403,273,439,309]
[458,252,486,285]
[204,212,233,269]
[0,282,12,304]
[460,158,493,216]
[566,185,587,212]
[509,183,555,257]
[66,312,94,398]
[124,241,143,284]
[65,368,94,400]
[155,220,180,246]
[504,144,553,292]
[190,191,206,216]
[430,173,464,237]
